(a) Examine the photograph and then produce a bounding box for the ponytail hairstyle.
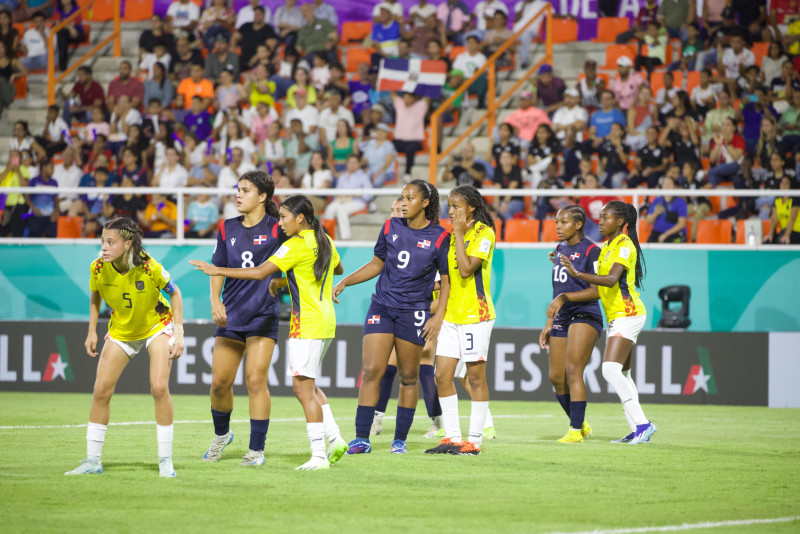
[408,179,440,225]
[449,184,495,232]
[560,205,586,240]
[239,170,279,218]
[280,195,332,281]
[104,216,150,270]
[604,200,646,289]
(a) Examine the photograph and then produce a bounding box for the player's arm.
[189,259,281,280]
[452,209,483,278]
[163,280,185,358]
[85,290,102,357]
[332,256,385,302]
[559,254,624,288]
[546,285,600,320]
[210,275,227,327]
[334,260,344,275]
[781,206,799,244]
[423,273,449,343]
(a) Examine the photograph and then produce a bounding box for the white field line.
[0,413,550,430]
[546,516,800,534]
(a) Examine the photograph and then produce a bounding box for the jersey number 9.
[397,250,410,269]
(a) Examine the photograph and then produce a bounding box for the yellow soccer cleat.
[581,420,593,438]
[557,428,584,443]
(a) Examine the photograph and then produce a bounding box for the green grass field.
[1,392,798,534]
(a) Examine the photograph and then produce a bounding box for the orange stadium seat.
[124,0,154,21]
[735,219,770,244]
[684,219,693,243]
[637,219,653,243]
[540,219,559,242]
[14,76,27,99]
[346,48,373,73]
[601,44,637,70]
[549,18,578,44]
[751,42,769,67]
[593,17,630,43]
[86,0,114,21]
[695,219,732,244]
[449,46,465,61]
[504,218,539,242]
[685,70,701,94]
[340,21,372,45]
[321,219,336,240]
[650,71,682,95]
[57,216,83,238]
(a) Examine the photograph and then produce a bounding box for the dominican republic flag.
[570,252,581,259]
[253,235,268,245]
[367,315,381,324]
[417,239,431,249]
[377,58,447,98]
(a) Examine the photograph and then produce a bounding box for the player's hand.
[332,280,346,303]
[548,250,556,263]
[558,254,579,277]
[539,320,553,350]
[452,207,468,235]
[779,232,790,244]
[211,299,227,327]
[268,278,287,297]
[189,259,219,276]
[169,333,185,359]
[658,233,668,243]
[422,314,443,344]
[546,294,566,319]
[85,331,98,357]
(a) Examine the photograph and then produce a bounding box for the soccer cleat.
[159,457,176,478]
[203,431,233,462]
[424,438,462,454]
[557,428,584,443]
[240,450,265,467]
[450,441,481,455]
[390,439,407,454]
[295,456,330,471]
[612,432,635,443]
[346,437,372,455]
[629,422,657,445]
[64,457,103,475]
[581,420,593,438]
[327,436,348,465]
[483,426,497,440]
[423,416,443,439]
[370,411,384,436]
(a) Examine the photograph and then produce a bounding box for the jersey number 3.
[553,265,568,283]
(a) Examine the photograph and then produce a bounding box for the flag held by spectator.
[377,58,447,98]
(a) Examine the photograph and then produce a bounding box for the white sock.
[484,408,494,429]
[86,422,107,459]
[321,403,340,442]
[306,422,326,459]
[439,394,461,442]
[602,362,648,427]
[621,370,637,431]
[468,401,489,447]
[157,424,173,458]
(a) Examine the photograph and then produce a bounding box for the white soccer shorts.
[606,315,647,344]
[286,338,332,379]
[105,323,174,358]
[436,319,494,365]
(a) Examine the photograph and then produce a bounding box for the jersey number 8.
[553,265,568,283]
[242,251,254,268]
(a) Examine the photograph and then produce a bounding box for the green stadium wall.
[1,245,798,332]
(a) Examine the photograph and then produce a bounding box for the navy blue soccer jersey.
[212,215,287,330]
[372,217,450,310]
[552,238,602,318]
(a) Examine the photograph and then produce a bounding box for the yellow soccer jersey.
[775,197,800,233]
[597,234,646,320]
[445,221,496,324]
[269,229,338,339]
[89,257,173,341]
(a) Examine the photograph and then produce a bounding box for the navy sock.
[420,365,441,418]
[249,418,269,451]
[355,404,375,439]
[569,401,587,431]
[394,406,416,441]
[375,364,397,413]
[555,394,571,417]
[211,408,232,436]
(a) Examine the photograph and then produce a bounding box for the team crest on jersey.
[231,238,236,246]
[570,252,581,260]
[417,239,431,249]
[392,234,398,241]
[253,235,267,245]
[135,281,145,290]
[367,315,380,324]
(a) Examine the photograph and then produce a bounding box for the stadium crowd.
[0,0,799,243]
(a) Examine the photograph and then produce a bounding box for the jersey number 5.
[553,265,568,283]
[122,292,132,308]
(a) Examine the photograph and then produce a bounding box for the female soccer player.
[549,200,656,444]
[201,170,286,467]
[191,195,347,470]
[426,184,496,456]
[67,217,185,478]
[333,180,450,454]
[539,206,602,443]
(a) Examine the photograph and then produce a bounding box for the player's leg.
[420,339,443,438]
[457,360,495,439]
[391,338,424,453]
[372,348,398,436]
[349,332,394,454]
[548,335,570,420]
[425,354,461,454]
[147,332,177,477]
[66,339,131,475]
[293,375,329,470]
[240,336,277,466]
[314,386,347,464]
[558,323,599,443]
[204,335,244,462]
[458,360,488,455]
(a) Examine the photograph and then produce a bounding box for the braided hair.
[450,184,495,232]
[604,200,646,289]
[239,170,279,218]
[280,195,332,281]
[559,205,586,240]
[408,179,440,225]
[104,216,150,270]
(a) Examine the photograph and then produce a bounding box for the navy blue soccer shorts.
[551,312,603,338]
[362,301,431,346]
[215,318,280,343]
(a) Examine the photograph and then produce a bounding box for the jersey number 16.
[553,265,568,283]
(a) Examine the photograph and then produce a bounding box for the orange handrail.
[47,0,122,106]
[429,4,553,184]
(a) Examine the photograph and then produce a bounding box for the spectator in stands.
[577,59,603,112]
[654,70,678,119]
[182,95,212,142]
[577,172,616,242]
[628,126,668,188]
[166,0,200,33]
[372,0,404,24]
[108,95,143,148]
[121,124,149,164]
[409,0,436,27]
[324,61,349,100]
[736,85,778,153]
[105,174,145,221]
[107,61,145,111]
[666,90,697,124]
[205,36,240,82]
[153,145,188,189]
[715,31,755,97]
[513,0,548,69]
[140,193,177,238]
[185,189,219,238]
[312,0,338,26]
[444,143,485,188]
[232,6,277,69]
[661,114,700,168]
[598,122,629,188]
[0,150,29,237]
[701,0,725,34]
[219,118,258,164]
[286,65,318,108]
[284,89,319,134]
[690,69,716,119]
[140,15,173,57]
[588,90,625,149]
[779,91,800,164]
[0,39,26,117]
[323,153,373,240]
[197,0,235,51]
[296,3,337,64]
[404,15,440,58]
[218,146,257,190]
[707,117,746,186]
[143,62,175,108]
[668,22,701,73]
[760,152,795,216]
[35,105,69,159]
[176,63,214,111]
[247,64,278,108]
[426,38,451,71]
[526,123,561,188]
[482,11,514,70]
[236,0,271,30]
[391,90,429,182]
[504,90,551,149]
[328,119,356,175]
[615,0,658,43]
[765,175,800,244]
[731,0,768,43]
[360,123,396,187]
[701,89,735,149]
[646,174,688,242]
[769,58,798,115]
[249,100,277,145]
[55,0,85,72]
[319,90,354,147]
[492,150,523,219]
[625,85,657,151]
[634,21,668,79]
[261,121,287,171]
[170,33,203,84]
[25,159,59,238]
[473,0,507,41]
[368,5,401,58]
[534,161,568,220]
[489,122,521,166]
[78,165,110,235]
[754,116,781,174]
[437,0,472,46]
[532,63,565,115]
[0,10,17,51]
[656,0,694,39]
[300,150,332,212]
[139,40,172,81]
[10,121,45,160]
[54,146,83,216]
[609,55,645,112]
[285,117,319,179]
[82,134,112,176]
[274,0,303,47]
[678,161,712,240]
[760,43,788,91]
[19,12,49,71]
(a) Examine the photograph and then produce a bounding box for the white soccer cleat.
[423,416,443,438]
[64,457,103,475]
[370,411,384,436]
[240,449,265,467]
[202,431,233,462]
[295,456,330,471]
[159,457,176,478]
